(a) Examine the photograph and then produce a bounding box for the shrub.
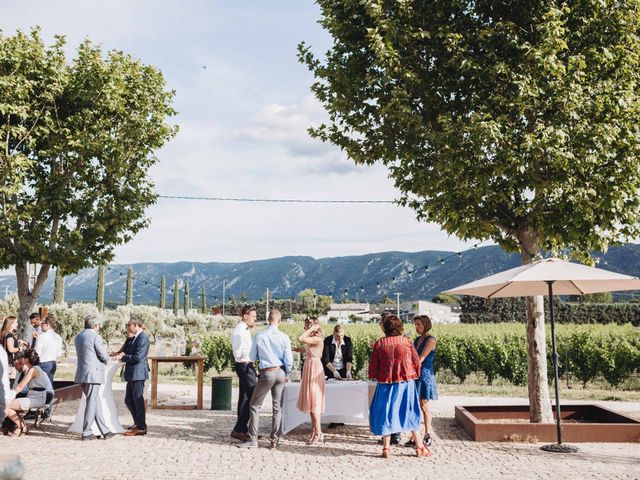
[201,333,233,374]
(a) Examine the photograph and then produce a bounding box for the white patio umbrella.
[444,257,640,453]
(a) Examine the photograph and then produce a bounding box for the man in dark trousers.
[230,305,257,442]
[115,317,149,436]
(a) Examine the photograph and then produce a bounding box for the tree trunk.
[518,230,554,423]
[15,263,51,341]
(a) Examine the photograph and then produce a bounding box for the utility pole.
[222,279,226,317]
[394,292,402,319]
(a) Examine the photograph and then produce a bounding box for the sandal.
[381,447,390,458]
[415,445,432,457]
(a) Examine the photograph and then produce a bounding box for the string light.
[94,240,488,306]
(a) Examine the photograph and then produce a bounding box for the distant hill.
[1,244,640,305]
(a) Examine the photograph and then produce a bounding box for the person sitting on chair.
[5,349,53,436]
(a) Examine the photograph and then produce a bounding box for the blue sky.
[1,1,478,263]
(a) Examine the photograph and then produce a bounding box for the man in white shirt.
[36,315,63,384]
[230,305,257,442]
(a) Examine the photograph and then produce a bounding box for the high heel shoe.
[381,447,390,458]
[415,445,431,457]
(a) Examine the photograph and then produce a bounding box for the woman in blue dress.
[406,314,437,448]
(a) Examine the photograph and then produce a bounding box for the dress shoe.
[82,434,99,441]
[377,435,400,446]
[123,428,147,437]
[102,432,116,440]
[230,430,248,442]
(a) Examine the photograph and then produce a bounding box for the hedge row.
[461,296,640,326]
[199,324,640,388]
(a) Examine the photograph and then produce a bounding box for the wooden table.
[149,356,206,410]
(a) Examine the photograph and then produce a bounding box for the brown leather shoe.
[123,428,147,437]
[230,431,249,442]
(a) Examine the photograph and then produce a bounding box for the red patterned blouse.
[368,335,421,384]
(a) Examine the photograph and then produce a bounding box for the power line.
[158,194,395,204]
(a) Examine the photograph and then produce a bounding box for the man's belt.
[260,366,284,372]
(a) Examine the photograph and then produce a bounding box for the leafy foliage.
[461,296,640,326]
[0,28,176,331]
[201,334,233,375]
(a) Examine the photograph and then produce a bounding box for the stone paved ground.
[1,383,638,480]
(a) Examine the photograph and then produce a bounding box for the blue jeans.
[39,361,57,384]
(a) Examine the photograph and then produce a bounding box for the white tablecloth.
[67,361,125,435]
[282,380,371,434]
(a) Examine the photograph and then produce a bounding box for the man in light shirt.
[36,315,63,384]
[230,305,257,442]
[237,309,293,450]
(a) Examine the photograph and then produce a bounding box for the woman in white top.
[5,349,53,436]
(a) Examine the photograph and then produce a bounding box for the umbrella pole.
[541,281,578,454]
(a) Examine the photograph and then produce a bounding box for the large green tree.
[300,0,640,422]
[0,29,176,335]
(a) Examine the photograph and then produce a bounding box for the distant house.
[402,300,455,323]
[370,300,457,323]
[327,303,371,323]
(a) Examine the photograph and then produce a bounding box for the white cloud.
[237,95,360,176]
[1,1,478,264]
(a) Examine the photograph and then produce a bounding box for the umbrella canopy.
[444,257,640,298]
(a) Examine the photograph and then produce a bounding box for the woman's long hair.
[304,316,323,338]
[0,316,17,343]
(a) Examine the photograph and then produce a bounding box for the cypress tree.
[160,274,166,309]
[96,265,105,312]
[53,269,65,304]
[201,287,207,314]
[125,267,134,305]
[173,278,179,316]
[183,280,190,316]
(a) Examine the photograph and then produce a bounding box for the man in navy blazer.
[115,317,149,436]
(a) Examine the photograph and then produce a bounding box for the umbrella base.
[541,443,579,454]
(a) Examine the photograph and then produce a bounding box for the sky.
[1,0,481,263]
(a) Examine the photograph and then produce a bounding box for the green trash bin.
[211,376,232,410]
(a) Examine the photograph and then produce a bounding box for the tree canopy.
[299,0,640,422]
[300,0,640,262]
[0,28,177,328]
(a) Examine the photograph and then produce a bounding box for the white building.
[326,303,371,323]
[400,300,456,323]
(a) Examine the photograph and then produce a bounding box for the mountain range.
[1,244,640,305]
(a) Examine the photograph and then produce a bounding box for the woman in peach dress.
[296,317,325,444]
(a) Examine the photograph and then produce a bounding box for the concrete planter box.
[455,404,640,443]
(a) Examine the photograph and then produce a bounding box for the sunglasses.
[241,306,256,315]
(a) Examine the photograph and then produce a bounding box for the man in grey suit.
[74,315,115,441]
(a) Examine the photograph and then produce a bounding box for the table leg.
[197,359,204,410]
[151,360,158,409]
